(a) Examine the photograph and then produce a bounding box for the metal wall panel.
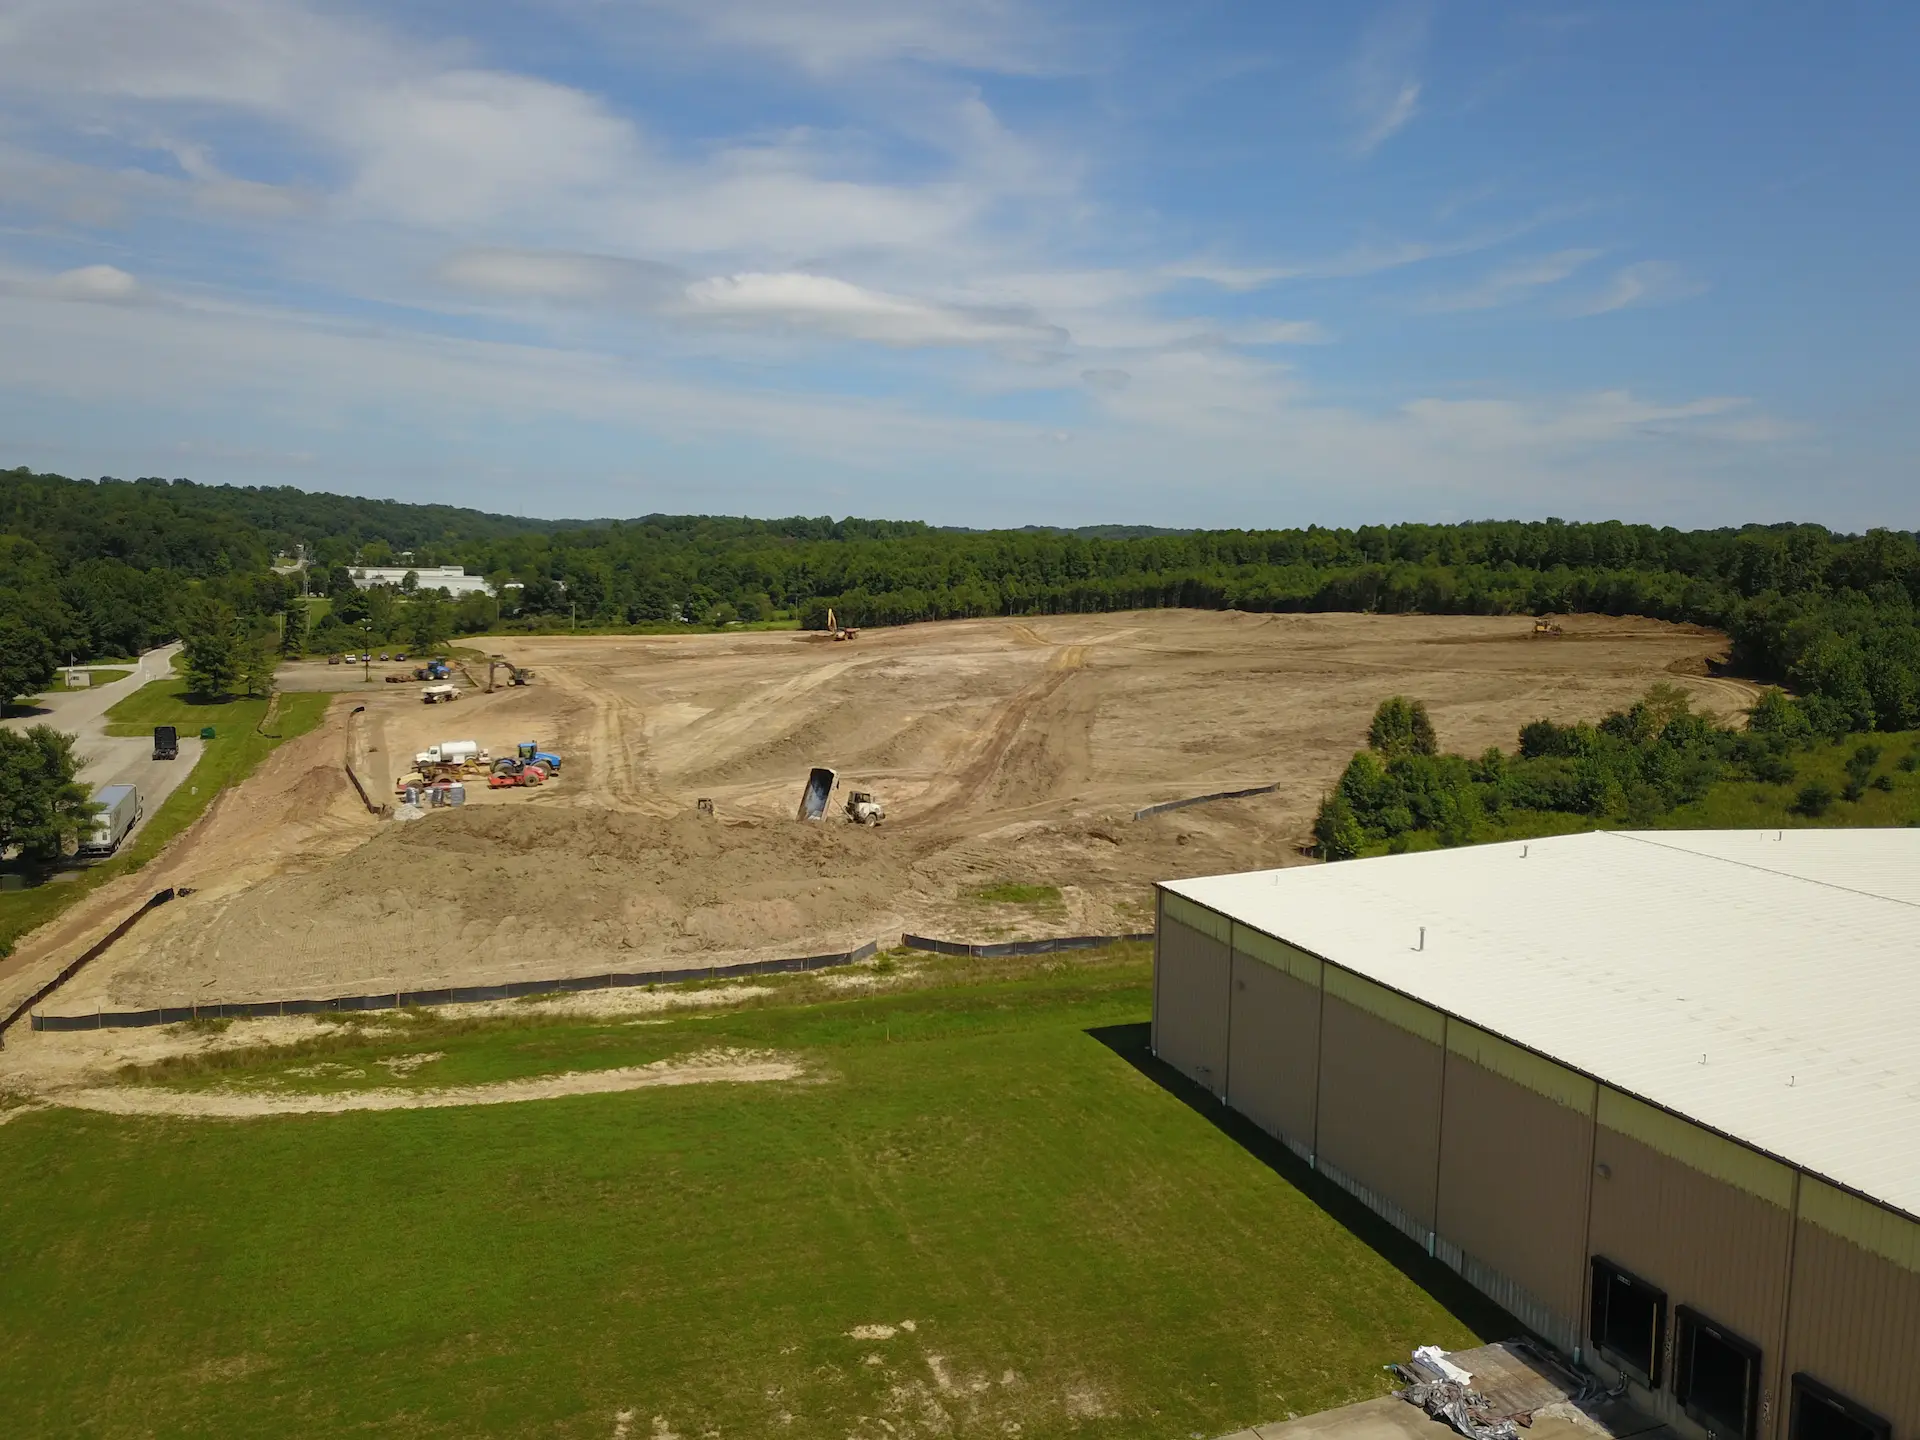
[1316,990,1444,1242]
[1435,1047,1594,1345]
[1783,1181,1920,1440]
[1589,1110,1795,1435]
[1152,909,1231,1096]
[1225,935,1321,1157]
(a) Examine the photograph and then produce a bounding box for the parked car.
[327,654,342,665]
[379,652,390,662]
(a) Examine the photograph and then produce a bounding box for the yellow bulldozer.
[1531,618,1564,638]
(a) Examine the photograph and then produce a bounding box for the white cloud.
[682,272,1063,348]
[50,265,140,302]
[593,0,1064,77]
[1230,319,1329,345]
[1348,2,1429,155]
[1571,261,1704,316]
[1421,248,1602,312]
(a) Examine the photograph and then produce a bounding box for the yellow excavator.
[826,607,859,641]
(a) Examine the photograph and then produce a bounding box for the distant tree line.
[3,467,1919,731]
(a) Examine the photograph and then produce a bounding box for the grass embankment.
[1362,730,1920,857]
[972,881,1064,906]
[41,668,132,693]
[0,947,1494,1438]
[0,687,331,956]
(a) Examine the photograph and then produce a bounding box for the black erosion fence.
[1132,782,1280,822]
[901,932,1153,959]
[20,921,1161,1037]
[30,940,881,1033]
[344,705,386,816]
[0,888,181,1046]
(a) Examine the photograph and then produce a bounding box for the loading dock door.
[1674,1307,1762,1440]
[1590,1256,1666,1388]
[1791,1376,1892,1440]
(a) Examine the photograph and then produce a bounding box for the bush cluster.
[1313,686,1881,859]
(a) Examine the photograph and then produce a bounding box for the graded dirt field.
[13,610,1752,1017]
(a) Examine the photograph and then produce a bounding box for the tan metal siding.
[1225,942,1320,1158]
[1589,1116,1794,1431]
[1153,912,1230,1096]
[1435,1049,1593,1347]
[1316,991,1444,1242]
[1783,1183,1920,1440]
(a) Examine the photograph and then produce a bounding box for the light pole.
[363,618,372,684]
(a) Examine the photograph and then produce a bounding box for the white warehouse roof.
[1164,828,1920,1222]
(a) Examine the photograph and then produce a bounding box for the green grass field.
[100,675,278,738]
[41,667,131,693]
[0,690,331,956]
[0,949,1496,1438]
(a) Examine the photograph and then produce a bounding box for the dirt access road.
[26,610,1750,1016]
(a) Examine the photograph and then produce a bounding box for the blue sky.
[0,1,1915,529]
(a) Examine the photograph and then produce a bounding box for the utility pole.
[363,618,372,684]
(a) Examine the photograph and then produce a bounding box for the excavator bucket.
[797,766,836,821]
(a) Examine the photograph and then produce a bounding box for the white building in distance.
[347,565,493,598]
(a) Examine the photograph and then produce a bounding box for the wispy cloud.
[1348,2,1430,155]
[586,0,1069,78]
[682,272,1064,348]
[1421,248,1601,312]
[1570,261,1704,316]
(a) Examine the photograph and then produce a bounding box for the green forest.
[3,465,1920,734]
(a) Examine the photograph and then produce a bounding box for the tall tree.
[180,598,241,698]
[407,595,452,654]
[1367,696,1438,758]
[280,599,309,658]
[0,613,58,712]
[239,617,277,698]
[0,726,96,861]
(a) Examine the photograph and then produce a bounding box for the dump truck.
[845,790,885,825]
[797,766,836,820]
[79,785,141,857]
[152,725,178,760]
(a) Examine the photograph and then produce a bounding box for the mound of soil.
[93,808,919,1004]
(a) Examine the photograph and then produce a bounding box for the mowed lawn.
[0,955,1493,1438]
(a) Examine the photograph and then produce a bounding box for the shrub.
[1793,781,1836,817]
[1312,792,1364,861]
[1899,751,1919,773]
[1871,774,1895,793]
[1750,750,1796,785]
[1845,744,1882,785]
[1367,697,1437,758]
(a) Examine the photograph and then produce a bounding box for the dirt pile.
[72,806,918,1007]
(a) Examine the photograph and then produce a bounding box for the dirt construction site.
[0,610,1756,1021]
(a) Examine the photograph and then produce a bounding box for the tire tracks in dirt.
[900,645,1091,828]
[539,659,663,812]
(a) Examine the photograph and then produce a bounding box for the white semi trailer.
[79,785,141,856]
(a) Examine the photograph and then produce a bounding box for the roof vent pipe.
[1417,926,1426,952]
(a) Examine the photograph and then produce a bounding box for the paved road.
[3,644,204,854]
